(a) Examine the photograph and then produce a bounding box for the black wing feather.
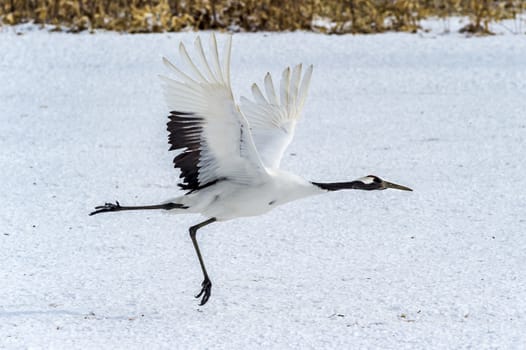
[167,111,204,191]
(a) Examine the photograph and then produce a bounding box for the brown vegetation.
[0,0,524,34]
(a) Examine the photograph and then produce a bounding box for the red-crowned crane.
[90,34,412,306]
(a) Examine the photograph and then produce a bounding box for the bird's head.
[356,175,413,191]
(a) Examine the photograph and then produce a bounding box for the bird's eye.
[373,177,381,183]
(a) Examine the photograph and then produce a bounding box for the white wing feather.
[160,34,268,188]
[241,64,313,169]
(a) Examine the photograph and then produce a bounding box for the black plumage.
[167,111,204,191]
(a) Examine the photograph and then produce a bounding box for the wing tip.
[162,56,175,70]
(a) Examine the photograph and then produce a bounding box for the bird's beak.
[382,180,413,191]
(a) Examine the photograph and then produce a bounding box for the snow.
[1,27,526,349]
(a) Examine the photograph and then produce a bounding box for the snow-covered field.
[1,26,526,349]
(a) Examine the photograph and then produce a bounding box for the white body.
[160,34,319,221]
[172,170,323,221]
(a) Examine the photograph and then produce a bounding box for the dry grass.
[0,0,525,34]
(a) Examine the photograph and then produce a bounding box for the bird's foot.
[195,278,212,306]
[89,201,121,216]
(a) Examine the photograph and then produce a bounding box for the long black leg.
[189,217,217,306]
[89,201,187,216]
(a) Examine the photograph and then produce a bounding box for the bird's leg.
[189,218,217,306]
[89,201,187,216]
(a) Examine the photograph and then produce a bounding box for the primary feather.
[161,34,314,189]
[160,34,267,191]
[241,64,313,169]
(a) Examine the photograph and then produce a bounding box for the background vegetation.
[1,0,525,34]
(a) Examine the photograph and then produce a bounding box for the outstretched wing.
[240,64,313,169]
[160,35,268,192]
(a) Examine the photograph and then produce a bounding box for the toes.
[199,295,210,306]
[199,288,211,305]
[200,287,211,305]
[89,201,120,216]
[195,280,212,305]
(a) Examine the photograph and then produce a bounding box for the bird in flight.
[90,34,412,306]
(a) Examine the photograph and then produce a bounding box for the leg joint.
[188,218,216,238]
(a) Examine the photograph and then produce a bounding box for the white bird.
[90,34,412,306]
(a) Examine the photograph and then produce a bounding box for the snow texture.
[1,26,526,349]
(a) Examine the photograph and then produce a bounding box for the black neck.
[311,181,379,191]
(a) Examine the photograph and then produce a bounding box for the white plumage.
[241,63,313,169]
[91,34,412,306]
[159,34,317,221]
